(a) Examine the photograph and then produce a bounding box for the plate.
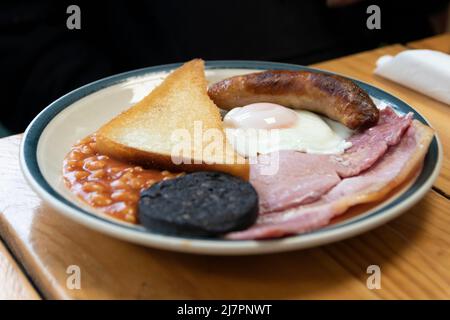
[20,61,442,255]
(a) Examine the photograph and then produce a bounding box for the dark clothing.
[0,0,448,132]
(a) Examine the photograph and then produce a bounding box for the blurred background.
[1,0,449,136]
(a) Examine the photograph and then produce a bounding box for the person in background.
[0,0,448,134]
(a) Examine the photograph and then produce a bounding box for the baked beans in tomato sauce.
[63,135,181,223]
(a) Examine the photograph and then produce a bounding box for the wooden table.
[1,36,449,300]
[0,240,40,300]
[407,33,450,53]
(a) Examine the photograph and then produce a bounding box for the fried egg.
[223,103,353,158]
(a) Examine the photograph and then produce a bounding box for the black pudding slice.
[139,171,258,237]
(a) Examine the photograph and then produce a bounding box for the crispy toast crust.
[95,134,249,180]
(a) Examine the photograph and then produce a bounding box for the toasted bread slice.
[95,59,249,180]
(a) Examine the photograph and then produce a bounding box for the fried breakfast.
[63,59,434,239]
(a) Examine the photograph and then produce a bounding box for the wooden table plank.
[0,240,40,300]
[407,33,450,53]
[324,191,450,299]
[312,44,450,195]
[0,134,449,299]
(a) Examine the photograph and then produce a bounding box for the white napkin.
[374,49,450,105]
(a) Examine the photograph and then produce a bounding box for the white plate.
[20,61,442,255]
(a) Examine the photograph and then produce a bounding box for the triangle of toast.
[95,59,249,180]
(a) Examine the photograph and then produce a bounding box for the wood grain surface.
[407,33,450,53]
[0,40,449,299]
[0,240,40,300]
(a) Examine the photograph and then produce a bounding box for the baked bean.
[63,135,180,223]
[84,160,106,171]
[64,165,77,172]
[89,192,112,206]
[74,170,90,180]
[82,182,106,193]
[127,177,145,189]
[120,171,134,180]
[110,179,128,190]
[89,169,106,179]
[111,190,138,202]
[80,145,93,155]
[119,206,137,221]
[83,156,97,163]
[108,167,122,177]
[66,159,81,167]
[69,150,84,161]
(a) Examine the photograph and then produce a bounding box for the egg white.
[224,109,353,158]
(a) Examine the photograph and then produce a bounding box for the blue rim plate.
[20,61,442,255]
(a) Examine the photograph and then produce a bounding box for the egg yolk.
[223,103,298,129]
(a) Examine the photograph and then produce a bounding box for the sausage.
[208,70,379,130]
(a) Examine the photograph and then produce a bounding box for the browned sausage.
[208,70,379,130]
